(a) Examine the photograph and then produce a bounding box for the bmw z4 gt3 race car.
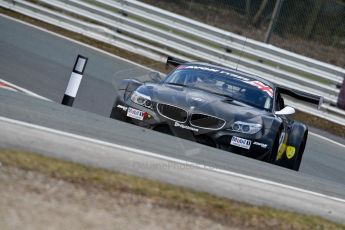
[110,57,322,171]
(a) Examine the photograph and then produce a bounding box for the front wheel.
[279,125,308,171]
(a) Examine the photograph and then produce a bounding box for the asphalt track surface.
[1,15,345,221]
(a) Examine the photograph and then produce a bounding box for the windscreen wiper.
[165,82,188,87]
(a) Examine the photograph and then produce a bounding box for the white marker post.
[62,55,88,106]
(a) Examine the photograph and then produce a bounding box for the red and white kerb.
[0,81,18,92]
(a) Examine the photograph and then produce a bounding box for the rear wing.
[278,86,323,109]
[166,56,187,68]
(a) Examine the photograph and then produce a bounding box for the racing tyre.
[279,123,308,171]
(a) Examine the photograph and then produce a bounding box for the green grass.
[0,149,344,230]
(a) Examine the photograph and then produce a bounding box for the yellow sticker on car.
[286,146,296,159]
[276,132,288,161]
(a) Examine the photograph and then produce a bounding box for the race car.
[110,57,322,171]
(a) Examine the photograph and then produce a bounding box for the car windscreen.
[164,67,273,111]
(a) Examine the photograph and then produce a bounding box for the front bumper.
[112,100,274,161]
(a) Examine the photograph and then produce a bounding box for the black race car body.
[110,58,322,171]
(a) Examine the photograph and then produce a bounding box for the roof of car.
[182,62,275,89]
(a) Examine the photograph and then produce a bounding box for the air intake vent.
[190,114,225,130]
[157,103,188,122]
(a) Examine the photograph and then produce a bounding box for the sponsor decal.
[178,66,250,81]
[127,107,144,121]
[286,146,296,159]
[219,71,250,81]
[116,104,128,112]
[230,136,252,150]
[247,81,273,97]
[253,142,267,148]
[183,65,219,72]
[174,122,199,132]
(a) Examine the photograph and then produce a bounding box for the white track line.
[309,132,345,148]
[1,14,344,151]
[1,115,345,204]
[0,78,51,101]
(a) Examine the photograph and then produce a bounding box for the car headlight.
[130,91,152,109]
[231,121,262,134]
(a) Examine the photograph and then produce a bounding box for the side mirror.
[275,106,295,115]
